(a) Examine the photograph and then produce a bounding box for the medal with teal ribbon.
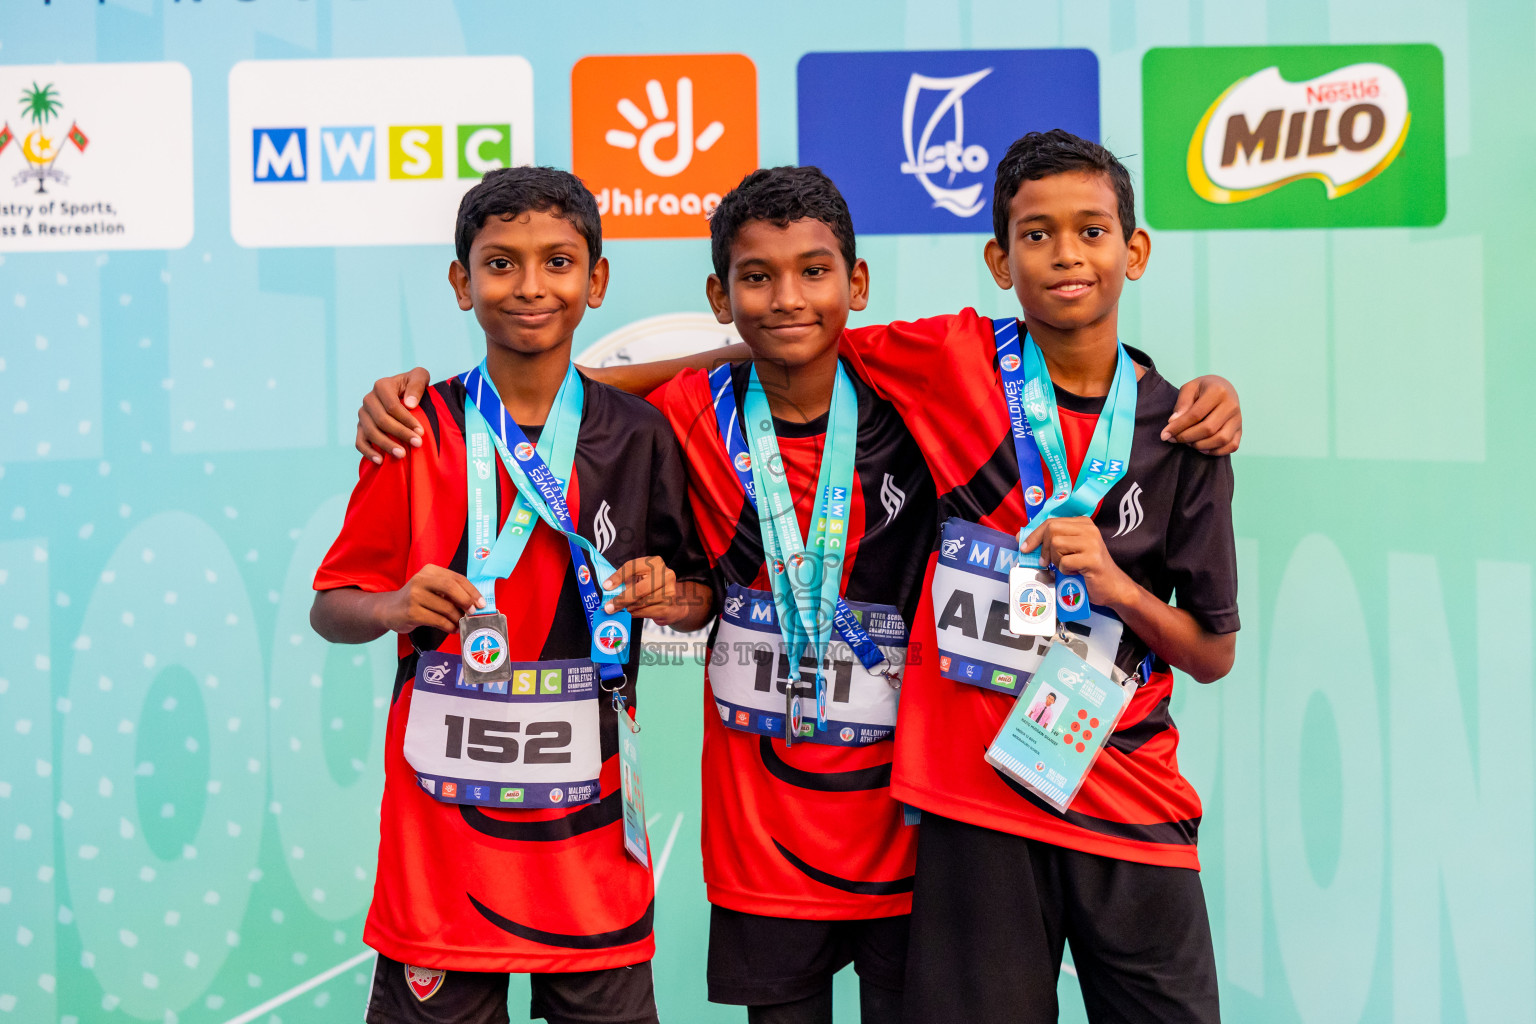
[993,317,1137,621]
[461,362,630,683]
[739,362,859,741]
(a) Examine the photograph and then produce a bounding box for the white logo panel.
[0,62,193,253]
[228,56,533,248]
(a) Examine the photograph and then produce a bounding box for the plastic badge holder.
[985,641,1134,812]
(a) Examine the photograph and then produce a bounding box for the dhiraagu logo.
[229,56,533,247]
[1142,45,1444,229]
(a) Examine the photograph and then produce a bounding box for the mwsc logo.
[229,57,533,247]
[1143,45,1444,229]
[250,123,513,183]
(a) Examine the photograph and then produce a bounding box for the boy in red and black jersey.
[311,167,711,1024]
[838,132,1240,1024]
[648,168,937,1024]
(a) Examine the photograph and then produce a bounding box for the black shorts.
[903,813,1219,1024]
[365,952,659,1024]
[707,905,910,1006]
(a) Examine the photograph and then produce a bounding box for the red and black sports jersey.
[841,309,1239,871]
[652,361,937,920]
[314,373,707,973]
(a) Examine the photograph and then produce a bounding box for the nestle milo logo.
[1143,44,1444,229]
[1192,63,1408,203]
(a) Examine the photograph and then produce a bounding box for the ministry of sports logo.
[2,82,89,193]
[1,62,193,253]
[1113,482,1144,538]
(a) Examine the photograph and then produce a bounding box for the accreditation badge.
[459,611,512,686]
[984,641,1133,812]
[615,698,649,867]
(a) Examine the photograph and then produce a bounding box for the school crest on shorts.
[403,964,445,1002]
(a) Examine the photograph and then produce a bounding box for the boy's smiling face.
[706,217,868,371]
[449,208,608,357]
[984,170,1149,336]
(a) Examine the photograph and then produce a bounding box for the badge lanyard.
[711,361,861,740]
[992,317,1137,622]
[461,363,631,684]
[709,364,894,680]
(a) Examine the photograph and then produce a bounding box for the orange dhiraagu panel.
[572,53,758,239]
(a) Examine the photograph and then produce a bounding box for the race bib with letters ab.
[403,650,602,809]
[710,584,904,746]
[931,518,1123,694]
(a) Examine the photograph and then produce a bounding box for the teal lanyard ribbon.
[461,362,630,682]
[741,362,859,732]
[994,318,1138,620]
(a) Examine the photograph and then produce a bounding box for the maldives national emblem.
[2,82,89,193]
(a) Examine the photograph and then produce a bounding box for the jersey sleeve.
[313,419,419,595]
[840,309,991,404]
[643,397,712,590]
[1165,451,1240,635]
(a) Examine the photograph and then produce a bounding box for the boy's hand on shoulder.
[381,565,484,634]
[603,556,713,631]
[355,367,432,464]
[1022,518,1136,611]
[1163,375,1242,456]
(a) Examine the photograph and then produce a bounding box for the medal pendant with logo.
[459,611,513,685]
[1055,572,1090,622]
[1009,565,1056,637]
[590,609,632,665]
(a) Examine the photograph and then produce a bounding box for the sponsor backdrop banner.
[0,3,1528,1024]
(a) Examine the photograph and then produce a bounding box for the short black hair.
[991,130,1136,246]
[454,166,602,270]
[709,166,857,281]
